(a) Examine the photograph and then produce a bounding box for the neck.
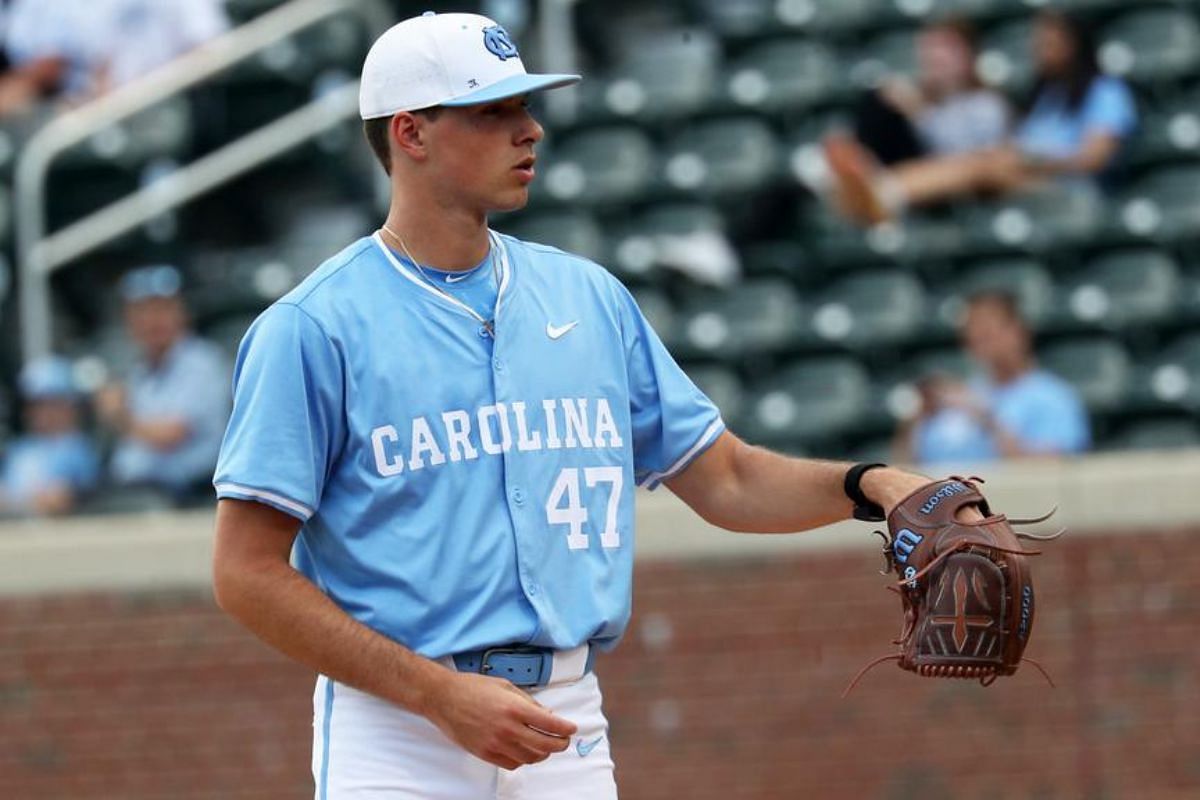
[382,189,491,271]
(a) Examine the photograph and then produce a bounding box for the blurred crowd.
[0,0,228,124]
[822,10,1136,224]
[0,266,229,519]
[0,5,1119,520]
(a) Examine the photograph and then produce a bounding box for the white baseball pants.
[311,671,618,799]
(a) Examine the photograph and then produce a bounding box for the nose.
[517,107,544,146]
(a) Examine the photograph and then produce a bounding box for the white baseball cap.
[359,11,581,119]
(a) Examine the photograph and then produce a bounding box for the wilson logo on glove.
[845,476,1063,695]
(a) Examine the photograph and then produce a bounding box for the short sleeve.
[213,303,346,520]
[615,284,724,490]
[1081,77,1137,140]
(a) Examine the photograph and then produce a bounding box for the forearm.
[714,446,854,533]
[667,433,932,534]
[214,558,450,716]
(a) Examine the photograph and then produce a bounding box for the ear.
[390,112,430,162]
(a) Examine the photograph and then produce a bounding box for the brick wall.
[2,528,1196,799]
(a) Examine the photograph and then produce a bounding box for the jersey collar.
[371,230,513,327]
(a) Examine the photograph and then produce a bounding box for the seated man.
[95,265,230,497]
[0,356,99,517]
[894,291,1090,466]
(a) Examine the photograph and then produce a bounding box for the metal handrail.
[15,0,392,362]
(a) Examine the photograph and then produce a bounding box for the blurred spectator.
[0,0,228,119]
[853,18,1010,167]
[0,356,99,517]
[95,265,229,497]
[826,10,1137,225]
[894,291,1089,466]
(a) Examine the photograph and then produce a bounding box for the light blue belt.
[452,644,596,687]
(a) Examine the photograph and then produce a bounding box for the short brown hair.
[967,289,1024,323]
[362,107,443,175]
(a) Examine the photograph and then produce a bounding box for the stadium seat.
[607,204,729,284]
[773,0,890,33]
[744,355,873,445]
[1128,89,1200,167]
[740,240,812,281]
[500,211,608,264]
[952,258,1057,328]
[850,29,919,88]
[1104,417,1200,451]
[538,127,657,206]
[660,117,782,196]
[57,97,193,171]
[721,39,842,112]
[1099,8,1200,86]
[676,279,803,358]
[1116,163,1200,242]
[692,0,777,38]
[964,186,1105,252]
[187,248,298,321]
[975,17,1036,93]
[1058,249,1180,329]
[685,365,747,429]
[1038,337,1132,412]
[807,269,927,347]
[577,28,721,121]
[1130,332,1200,411]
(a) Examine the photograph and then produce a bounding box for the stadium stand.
[3,0,1200,509]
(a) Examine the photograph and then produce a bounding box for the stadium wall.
[2,453,1197,799]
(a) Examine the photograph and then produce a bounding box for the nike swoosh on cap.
[546,321,579,339]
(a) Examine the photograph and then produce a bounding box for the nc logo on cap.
[483,25,519,61]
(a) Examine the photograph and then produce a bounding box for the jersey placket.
[488,253,546,626]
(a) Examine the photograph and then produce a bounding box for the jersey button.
[527,583,539,596]
[512,488,525,505]
[478,326,490,339]
[493,357,505,372]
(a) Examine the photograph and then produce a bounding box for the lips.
[514,156,536,183]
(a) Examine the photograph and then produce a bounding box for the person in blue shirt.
[825,10,1137,225]
[94,264,230,497]
[0,356,99,517]
[209,13,941,799]
[896,291,1090,466]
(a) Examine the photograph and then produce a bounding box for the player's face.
[423,95,544,213]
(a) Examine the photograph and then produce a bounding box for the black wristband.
[844,462,888,522]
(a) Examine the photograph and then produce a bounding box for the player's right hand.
[423,671,578,771]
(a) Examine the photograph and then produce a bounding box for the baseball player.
[211,12,935,799]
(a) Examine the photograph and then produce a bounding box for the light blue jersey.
[214,232,723,659]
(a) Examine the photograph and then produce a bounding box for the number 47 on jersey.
[545,466,622,551]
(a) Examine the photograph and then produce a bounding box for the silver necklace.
[381,223,500,338]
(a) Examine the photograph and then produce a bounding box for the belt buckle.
[480,646,551,686]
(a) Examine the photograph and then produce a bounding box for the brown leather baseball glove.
[845,476,1062,694]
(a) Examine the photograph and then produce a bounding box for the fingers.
[514,702,578,739]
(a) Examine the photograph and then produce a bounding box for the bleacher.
[3,0,1200,476]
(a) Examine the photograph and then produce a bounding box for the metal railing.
[15,0,393,362]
